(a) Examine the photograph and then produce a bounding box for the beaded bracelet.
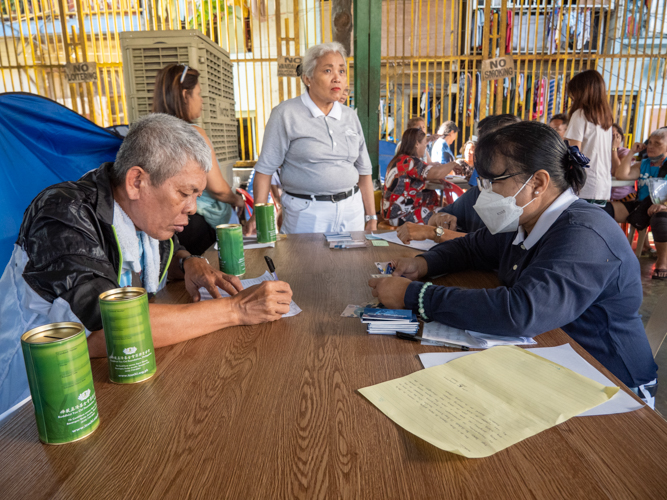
[418,282,433,321]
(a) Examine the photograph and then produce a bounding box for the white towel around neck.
[112,201,161,293]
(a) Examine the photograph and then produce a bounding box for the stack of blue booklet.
[360,307,419,335]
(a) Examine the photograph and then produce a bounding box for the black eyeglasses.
[477,172,523,190]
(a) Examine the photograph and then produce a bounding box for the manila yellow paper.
[358,345,618,458]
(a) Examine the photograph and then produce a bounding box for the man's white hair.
[301,42,347,80]
[113,113,212,186]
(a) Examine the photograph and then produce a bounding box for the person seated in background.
[0,114,293,417]
[370,121,657,407]
[610,123,635,202]
[152,64,245,255]
[339,86,350,105]
[430,121,459,164]
[395,116,436,163]
[382,128,457,226]
[604,128,667,279]
[453,139,475,180]
[548,113,569,139]
[397,114,521,244]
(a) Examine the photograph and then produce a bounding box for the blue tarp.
[0,92,123,269]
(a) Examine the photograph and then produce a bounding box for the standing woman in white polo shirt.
[248,42,377,234]
[563,70,613,205]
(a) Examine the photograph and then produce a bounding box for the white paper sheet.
[375,231,437,252]
[421,322,537,349]
[418,344,643,416]
[198,271,302,318]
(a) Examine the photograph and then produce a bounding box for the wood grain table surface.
[1,233,667,499]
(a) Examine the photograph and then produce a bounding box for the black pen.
[396,332,470,351]
[264,255,279,281]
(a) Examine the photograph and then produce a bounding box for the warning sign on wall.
[65,62,98,83]
[277,56,302,77]
[481,56,515,82]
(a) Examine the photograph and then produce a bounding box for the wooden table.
[2,233,667,499]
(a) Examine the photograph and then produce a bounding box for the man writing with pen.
[0,114,293,417]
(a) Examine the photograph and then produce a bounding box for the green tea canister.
[99,287,156,384]
[21,322,100,445]
[216,223,246,275]
[254,203,277,243]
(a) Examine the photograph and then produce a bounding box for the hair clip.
[566,144,590,169]
[180,65,189,84]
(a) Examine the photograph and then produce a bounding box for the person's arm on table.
[396,221,464,244]
[425,162,458,180]
[358,174,378,232]
[373,225,618,337]
[87,279,292,356]
[615,142,644,180]
[87,241,292,357]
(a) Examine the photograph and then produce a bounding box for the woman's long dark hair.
[152,64,201,122]
[475,121,587,195]
[387,128,426,173]
[567,70,613,130]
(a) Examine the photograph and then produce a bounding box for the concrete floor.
[636,251,667,418]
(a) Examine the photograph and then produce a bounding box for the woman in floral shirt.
[383,128,458,226]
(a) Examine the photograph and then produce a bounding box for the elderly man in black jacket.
[0,114,292,417]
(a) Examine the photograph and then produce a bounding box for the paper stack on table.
[198,271,302,318]
[421,321,537,349]
[359,345,619,458]
[324,232,366,249]
[375,231,437,252]
[418,344,643,417]
[361,307,419,335]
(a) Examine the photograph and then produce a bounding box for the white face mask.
[473,175,535,235]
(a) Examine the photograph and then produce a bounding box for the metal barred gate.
[1,0,666,164]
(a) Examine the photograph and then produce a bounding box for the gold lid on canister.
[21,322,85,345]
[99,287,146,302]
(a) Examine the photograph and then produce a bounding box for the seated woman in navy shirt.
[369,121,657,405]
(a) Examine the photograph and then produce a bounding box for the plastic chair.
[237,188,254,218]
[441,181,465,205]
[627,226,649,258]
[645,293,667,358]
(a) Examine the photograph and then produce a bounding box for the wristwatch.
[179,255,208,274]
[365,214,378,223]
[434,226,445,242]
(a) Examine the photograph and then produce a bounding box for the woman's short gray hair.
[301,42,347,80]
[113,113,211,187]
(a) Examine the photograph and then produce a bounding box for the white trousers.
[281,189,365,234]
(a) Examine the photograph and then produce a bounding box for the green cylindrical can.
[216,223,246,275]
[21,322,100,445]
[99,287,156,384]
[255,203,277,243]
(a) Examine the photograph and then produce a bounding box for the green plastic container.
[21,322,100,445]
[99,287,156,384]
[255,203,277,243]
[216,223,246,275]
